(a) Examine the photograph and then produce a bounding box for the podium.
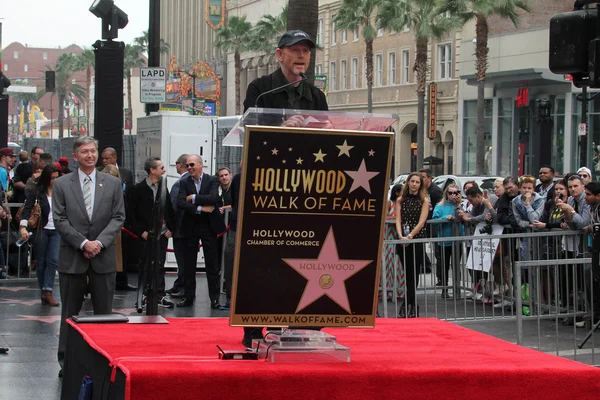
[227,108,397,362]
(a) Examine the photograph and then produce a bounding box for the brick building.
[2,42,87,135]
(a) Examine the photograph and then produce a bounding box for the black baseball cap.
[277,30,316,49]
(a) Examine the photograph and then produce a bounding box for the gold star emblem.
[296,157,304,165]
[288,147,293,152]
[336,140,354,157]
[313,149,327,163]
[271,148,279,155]
[282,159,287,164]
[368,149,375,156]
[256,156,261,160]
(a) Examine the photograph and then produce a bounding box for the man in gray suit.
[53,137,126,375]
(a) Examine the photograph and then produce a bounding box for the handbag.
[28,200,42,229]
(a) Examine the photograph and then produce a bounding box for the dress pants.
[182,227,220,302]
[223,228,236,301]
[397,243,423,307]
[171,238,186,292]
[57,268,115,366]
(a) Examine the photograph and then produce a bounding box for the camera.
[558,193,565,200]
[479,222,493,235]
[549,2,600,87]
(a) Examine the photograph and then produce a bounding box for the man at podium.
[240,29,329,347]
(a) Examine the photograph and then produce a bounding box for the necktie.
[83,175,92,219]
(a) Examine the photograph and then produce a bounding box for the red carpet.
[69,318,600,399]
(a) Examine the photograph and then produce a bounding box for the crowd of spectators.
[389,167,600,324]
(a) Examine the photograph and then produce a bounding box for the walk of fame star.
[282,227,372,314]
[9,315,62,324]
[345,159,380,194]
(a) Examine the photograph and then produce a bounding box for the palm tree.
[379,0,460,169]
[335,0,382,113]
[124,44,146,134]
[255,6,288,54]
[53,53,87,138]
[440,0,530,174]
[287,0,319,82]
[75,49,95,121]
[134,30,171,54]
[215,15,259,114]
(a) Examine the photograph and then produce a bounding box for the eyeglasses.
[186,163,195,168]
[580,174,590,178]
[447,191,460,196]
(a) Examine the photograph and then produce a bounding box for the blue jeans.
[36,229,60,291]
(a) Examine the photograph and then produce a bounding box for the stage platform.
[62,317,600,399]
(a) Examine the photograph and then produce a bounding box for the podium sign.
[230,126,393,328]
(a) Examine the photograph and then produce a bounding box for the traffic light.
[549,7,600,87]
[45,70,56,92]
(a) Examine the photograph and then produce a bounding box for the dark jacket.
[496,192,518,228]
[243,68,328,113]
[229,173,241,230]
[127,180,174,237]
[177,174,226,237]
[21,186,51,229]
[170,172,189,238]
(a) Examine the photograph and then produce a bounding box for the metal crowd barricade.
[380,220,599,364]
[4,202,35,281]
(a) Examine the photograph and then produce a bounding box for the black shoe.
[435,280,444,287]
[177,298,194,308]
[220,302,231,311]
[116,283,137,291]
[242,335,252,349]
[407,304,418,318]
[158,297,174,308]
[170,290,185,298]
[441,289,451,299]
[398,301,406,318]
[211,299,221,309]
[166,287,176,294]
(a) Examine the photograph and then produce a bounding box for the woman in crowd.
[383,184,404,301]
[395,173,429,317]
[531,180,569,306]
[19,165,61,306]
[432,184,463,298]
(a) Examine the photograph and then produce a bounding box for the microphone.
[254,72,308,108]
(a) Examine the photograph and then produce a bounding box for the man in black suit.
[128,157,175,308]
[13,146,44,204]
[101,147,136,290]
[176,154,226,308]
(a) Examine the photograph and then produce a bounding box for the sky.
[1,0,150,49]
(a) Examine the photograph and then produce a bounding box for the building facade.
[457,0,589,178]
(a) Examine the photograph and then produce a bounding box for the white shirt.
[45,194,55,230]
[192,173,204,214]
[78,168,99,250]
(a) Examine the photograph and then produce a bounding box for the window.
[438,44,452,80]
[375,54,383,87]
[316,64,323,76]
[351,57,359,89]
[24,64,28,72]
[330,61,337,91]
[342,30,348,44]
[402,50,410,84]
[43,51,48,60]
[317,19,323,46]
[331,16,337,45]
[377,22,383,37]
[388,52,396,85]
[353,26,359,42]
[3,64,7,72]
[13,51,19,59]
[340,60,347,90]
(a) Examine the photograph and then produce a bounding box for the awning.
[460,68,570,89]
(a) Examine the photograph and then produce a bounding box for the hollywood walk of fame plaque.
[230,125,393,328]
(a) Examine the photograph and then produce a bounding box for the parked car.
[432,175,502,194]
[388,173,410,200]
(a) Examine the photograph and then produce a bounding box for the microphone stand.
[253,73,308,125]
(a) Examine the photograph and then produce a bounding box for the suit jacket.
[170,172,189,238]
[127,180,174,237]
[177,174,226,237]
[119,167,134,193]
[53,169,126,274]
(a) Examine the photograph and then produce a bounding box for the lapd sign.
[230,126,393,328]
[140,67,167,103]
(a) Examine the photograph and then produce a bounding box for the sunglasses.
[580,174,590,178]
[448,191,460,196]
[186,163,195,168]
